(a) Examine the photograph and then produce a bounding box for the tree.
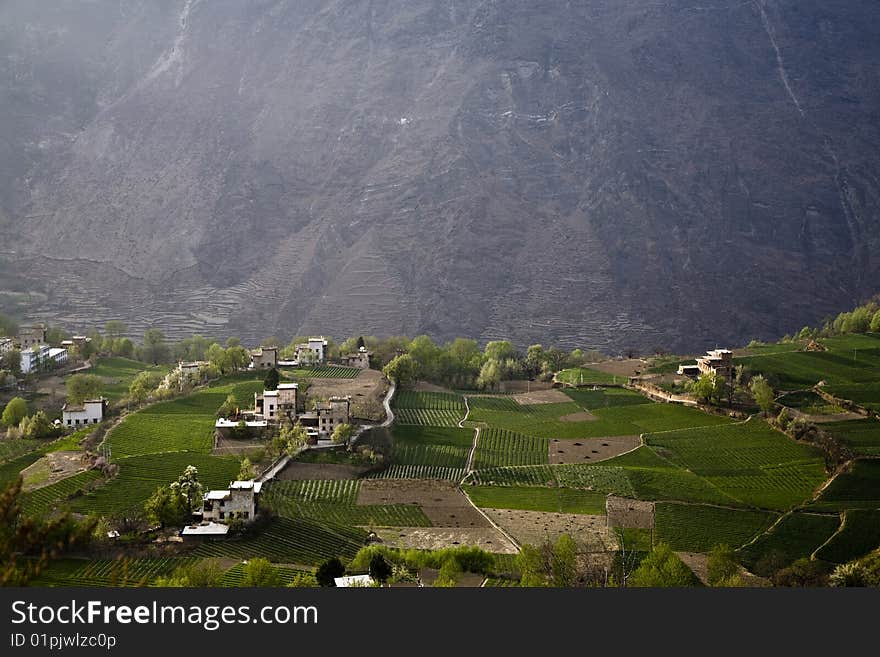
[19,411,57,440]
[128,371,164,404]
[0,478,95,586]
[238,457,254,481]
[707,544,741,586]
[171,465,204,517]
[383,354,416,387]
[104,320,128,340]
[356,336,366,350]
[369,553,393,584]
[277,422,309,456]
[331,423,355,445]
[243,558,282,587]
[750,375,775,415]
[144,485,186,527]
[66,373,103,404]
[315,557,346,586]
[628,543,696,587]
[543,347,570,374]
[525,344,545,377]
[871,309,880,333]
[551,534,578,587]
[2,397,28,428]
[263,367,280,391]
[206,343,230,374]
[1,348,21,375]
[141,328,170,364]
[692,372,724,404]
[476,359,501,391]
[484,340,517,363]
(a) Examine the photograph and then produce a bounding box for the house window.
[93,418,99,424]
[219,512,225,519]
[67,419,71,425]
[243,512,249,519]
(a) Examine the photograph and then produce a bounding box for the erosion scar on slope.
[754,0,804,116]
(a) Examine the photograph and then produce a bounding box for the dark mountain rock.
[1,0,878,351]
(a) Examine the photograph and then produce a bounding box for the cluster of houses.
[0,324,93,375]
[677,348,734,381]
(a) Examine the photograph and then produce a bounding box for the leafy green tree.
[19,411,57,440]
[543,347,570,374]
[1,397,28,428]
[0,478,95,585]
[315,557,345,586]
[1,348,21,375]
[369,553,393,584]
[477,359,501,391]
[171,465,203,516]
[383,354,417,387]
[691,372,726,405]
[629,543,696,587]
[263,367,280,391]
[226,346,250,372]
[331,423,355,445]
[750,375,775,415]
[66,373,103,404]
[238,457,254,480]
[104,320,128,340]
[551,534,578,587]
[707,544,741,586]
[128,371,164,404]
[871,310,880,333]
[217,393,239,418]
[484,340,517,363]
[287,572,320,588]
[144,485,186,528]
[141,328,170,364]
[243,558,282,587]
[517,543,550,587]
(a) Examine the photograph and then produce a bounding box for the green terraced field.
[86,357,170,403]
[393,391,465,411]
[563,387,651,409]
[0,439,41,462]
[219,562,310,587]
[107,379,263,458]
[22,470,104,516]
[69,452,239,516]
[654,503,778,552]
[822,382,880,411]
[365,464,467,480]
[261,480,432,527]
[464,485,607,514]
[0,451,44,487]
[468,397,730,439]
[391,425,472,469]
[810,460,880,511]
[283,366,361,379]
[815,510,880,564]
[33,558,192,587]
[473,428,548,468]
[737,512,841,571]
[822,419,880,456]
[556,367,618,385]
[646,420,827,510]
[193,516,366,565]
[395,408,464,427]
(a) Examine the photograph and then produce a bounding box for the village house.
[62,398,107,427]
[340,346,372,369]
[199,480,262,523]
[48,347,69,367]
[678,348,734,381]
[20,345,50,374]
[249,346,277,369]
[0,337,13,355]
[294,337,328,365]
[298,396,351,437]
[17,324,46,349]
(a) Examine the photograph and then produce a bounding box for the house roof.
[205,490,231,501]
[277,383,298,390]
[334,575,374,588]
[182,522,229,536]
[229,480,262,493]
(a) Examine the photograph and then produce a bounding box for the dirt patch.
[549,436,641,464]
[588,359,648,378]
[275,462,371,480]
[789,409,865,424]
[483,509,615,553]
[213,435,268,456]
[497,380,554,393]
[298,369,387,422]
[373,527,518,554]
[357,480,488,528]
[559,411,597,422]
[676,552,770,587]
[605,496,655,529]
[413,381,456,394]
[511,389,572,405]
[21,451,89,491]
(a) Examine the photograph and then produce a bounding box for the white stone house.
[48,347,68,367]
[341,346,372,369]
[200,480,263,523]
[0,337,12,355]
[294,337,328,365]
[20,345,50,374]
[62,398,107,427]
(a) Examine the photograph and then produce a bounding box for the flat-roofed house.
[341,346,372,369]
[696,349,734,380]
[200,480,263,523]
[17,324,46,349]
[294,337,328,365]
[62,398,107,427]
[20,345,50,374]
[298,396,351,437]
[250,346,277,369]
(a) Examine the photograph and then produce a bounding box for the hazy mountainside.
[1,0,878,351]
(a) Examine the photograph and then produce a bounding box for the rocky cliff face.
[1,0,878,351]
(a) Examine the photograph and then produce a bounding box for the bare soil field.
[275,462,371,480]
[357,479,487,528]
[373,527,518,554]
[482,509,615,553]
[588,359,649,378]
[549,436,641,464]
[213,435,268,456]
[21,451,88,491]
[497,380,554,393]
[512,389,572,405]
[605,496,655,529]
[559,411,597,422]
[301,369,387,421]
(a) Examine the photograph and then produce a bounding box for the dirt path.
[459,395,479,473]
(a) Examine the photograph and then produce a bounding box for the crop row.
[393,391,465,411]
[473,428,548,468]
[395,409,463,427]
[366,465,467,481]
[22,470,104,516]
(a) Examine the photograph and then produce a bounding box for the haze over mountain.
[1,0,878,352]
